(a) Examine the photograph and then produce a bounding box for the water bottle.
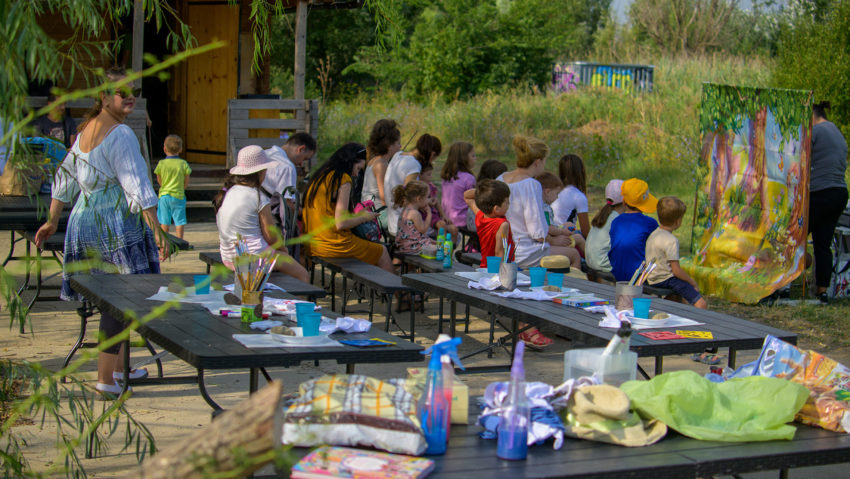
[442,233,453,268]
[436,227,445,261]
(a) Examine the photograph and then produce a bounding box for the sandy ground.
[0,223,842,478]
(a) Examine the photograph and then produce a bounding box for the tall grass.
[317,54,775,251]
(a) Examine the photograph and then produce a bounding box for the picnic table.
[277,422,850,478]
[401,272,796,375]
[68,273,424,412]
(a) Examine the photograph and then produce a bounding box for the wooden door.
[182,1,239,165]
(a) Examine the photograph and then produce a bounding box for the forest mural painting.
[682,83,813,304]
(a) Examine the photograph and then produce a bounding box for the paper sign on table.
[675,330,713,339]
[638,331,686,340]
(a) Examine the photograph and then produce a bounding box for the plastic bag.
[621,370,809,441]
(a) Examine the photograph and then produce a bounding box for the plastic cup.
[194,274,211,295]
[632,298,651,319]
[295,302,315,325]
[529,267,547,288]
[487,256,502,274]
[301,312,322,337]
[547,272,564,289]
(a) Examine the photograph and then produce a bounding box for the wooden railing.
[226,99,319,169]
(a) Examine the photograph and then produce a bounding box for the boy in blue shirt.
[154,135,191,239]
[608,178,658,282]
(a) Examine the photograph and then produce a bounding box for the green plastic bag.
[620,370,809,441]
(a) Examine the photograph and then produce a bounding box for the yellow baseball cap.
[621,178,658,213]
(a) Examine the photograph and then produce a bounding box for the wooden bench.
[308,256,421,341]
[197,251,326,301]
[586,266,674,299]
[398,254,474,335]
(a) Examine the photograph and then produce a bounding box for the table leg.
[450,301,457,337]
[121,338,131,397]
[728,348,737,369]
[487,311,496,359]
[437,296,444,335]
[637,365,650,380]
[249,368,259,394]
[62,302,95,383]
[409,304,415,343]
[385,293,392,332]
[341,276,348,316]
[2,231,18,266]
[779,469,789,479]
[368,291,375,323]
[464,304,470,333]
[206,264,211,274]
[197,369,223,411]
[346,364,355,374]
[654,356,663,376]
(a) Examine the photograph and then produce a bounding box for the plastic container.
[301,312,322,336]
[487,256,502,274]
[547,272,564,288]
[563,347,637,386]
[529,267,547,287]
[194,274,211,295]
[442,233,453,268]
[632,297,651,318]
[295,302,315,325]
[499,262,518,290]
[436,228,445,261]
[615,282,642,310]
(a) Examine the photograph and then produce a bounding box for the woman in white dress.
[361,119,401,230]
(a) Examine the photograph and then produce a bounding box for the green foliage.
[772,0,850,135]
[699,83,813,141]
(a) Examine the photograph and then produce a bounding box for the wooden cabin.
[37,0,362,167]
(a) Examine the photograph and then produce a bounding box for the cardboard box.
[406,367,469,425]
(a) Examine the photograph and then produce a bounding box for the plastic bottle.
[436,227,445,261]
[498,342,529,460]
[601,322,633,356]
[432,335,465,435]
[418,337,462,455]
[442,233,453,268]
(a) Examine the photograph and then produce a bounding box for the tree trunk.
[128,381,284,479]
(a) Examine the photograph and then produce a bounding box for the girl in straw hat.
[213,145,309,282]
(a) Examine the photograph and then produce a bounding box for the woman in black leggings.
[809,101,848,303]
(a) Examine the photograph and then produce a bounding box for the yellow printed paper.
[676,330,713,339]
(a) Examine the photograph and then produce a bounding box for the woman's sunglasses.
[112,87,142,99]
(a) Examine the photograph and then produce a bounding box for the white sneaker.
[95,382,132,400]
[113,368,149,382]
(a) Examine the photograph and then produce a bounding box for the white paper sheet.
[232,334,342,348]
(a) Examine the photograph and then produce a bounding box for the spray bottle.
[432,335,465,435]
[442,233,453,268]
[419,337,463,455]
[497,342,529,460]
[436,227,445,261]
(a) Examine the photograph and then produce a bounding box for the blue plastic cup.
[487,256,502,274]
[295,302,315,325]
[301,312,322,337]
[547,272,564,289]
[529,267,547,288]
[194,275,211,295]
[632,298,652,319]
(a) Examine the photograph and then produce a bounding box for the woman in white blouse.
[36,67,169,398]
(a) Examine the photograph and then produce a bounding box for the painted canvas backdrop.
[681,84,812,304]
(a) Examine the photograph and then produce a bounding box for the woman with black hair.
[809,101,848,303]
[303,142,394,272]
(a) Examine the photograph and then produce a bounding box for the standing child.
[466,159,508,232]
[608,178,659,282]
[393,180,439,256]
[552,154,590,237]
[463,179,514,267]
[645,196,707,308]
[155,134,191,239]
[535,172,585,255]
[441,141,477,228]
[419,162,457,238]
[213,145,309,282]
[585,179,625,273]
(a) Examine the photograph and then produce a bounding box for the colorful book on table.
[291,446,435,479]
[553,294,610,308]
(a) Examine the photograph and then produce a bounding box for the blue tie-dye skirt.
[61,184,160,301]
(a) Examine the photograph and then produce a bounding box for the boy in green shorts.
[154,135,191,239]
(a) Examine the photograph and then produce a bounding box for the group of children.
[169,123,706,350]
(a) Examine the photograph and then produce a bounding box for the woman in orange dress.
[303,142,395,272]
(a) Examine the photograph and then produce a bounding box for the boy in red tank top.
[463,180,514,268]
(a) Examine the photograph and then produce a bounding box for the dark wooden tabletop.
[401,273,796,358]
[277,422,850,478]
[69,274,424,370]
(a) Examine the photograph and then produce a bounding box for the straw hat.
[230,145,278,175]
[621,178,658,213]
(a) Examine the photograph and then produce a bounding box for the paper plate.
[268,332,329,345]
[629,315,672,328]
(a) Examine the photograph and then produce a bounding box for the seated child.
[534,172,585,255]
[419,162,458,239]
[440,141,477,228]
[463,179,514,268]
[553,154,590,237]
[585,179,626,273]
[213,145,310,283]
[645,196,707,308]
[155,134,191,239]
[393,180,439,256]
[466,159,508,232]
[609,178,659,282]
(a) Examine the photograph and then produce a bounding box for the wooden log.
[128,381,284,479]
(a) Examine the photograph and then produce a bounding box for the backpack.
[261,186,300,258]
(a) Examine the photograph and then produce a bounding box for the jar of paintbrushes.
[233,239,277,323]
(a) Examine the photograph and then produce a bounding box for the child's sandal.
[518,327,554,351]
